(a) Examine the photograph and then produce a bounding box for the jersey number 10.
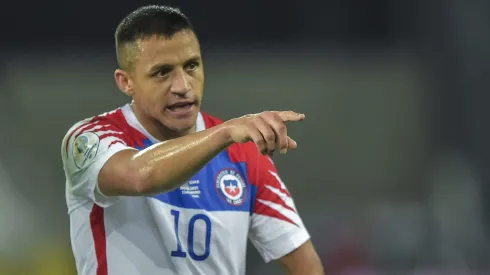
[170,209,212,261]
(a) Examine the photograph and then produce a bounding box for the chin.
[162,112,198,134]
[174,121,196,133]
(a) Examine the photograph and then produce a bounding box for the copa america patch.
[215,169,247,206]
[72,132,100,169]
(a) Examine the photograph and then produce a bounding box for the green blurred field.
[0,240,76,275]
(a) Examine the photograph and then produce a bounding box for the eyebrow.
[148,55,202,73]
[183,56,201,65]
[149,64,174,75]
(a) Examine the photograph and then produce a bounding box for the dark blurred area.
[1,0,489,274]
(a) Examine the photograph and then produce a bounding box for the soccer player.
[61,5,324,275]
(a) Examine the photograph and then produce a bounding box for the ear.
[114,69,134,96]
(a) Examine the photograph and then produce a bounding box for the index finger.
[274,111,305,122]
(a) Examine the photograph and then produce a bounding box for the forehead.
[135,31,201,69]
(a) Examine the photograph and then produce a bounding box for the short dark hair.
[115,5,195,70]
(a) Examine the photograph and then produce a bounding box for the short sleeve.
[62,119,135,209]
[248,154,310,263]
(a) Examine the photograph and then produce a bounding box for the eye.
[185,61,199,71]
[151,65,173,78]
[153,69,171,78]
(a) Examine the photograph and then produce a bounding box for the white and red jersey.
[61,104,310,275]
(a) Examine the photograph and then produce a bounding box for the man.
[61,5,324,275]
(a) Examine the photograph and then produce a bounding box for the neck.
[130,103,196,141]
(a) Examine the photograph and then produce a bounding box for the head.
[114,5,204,138]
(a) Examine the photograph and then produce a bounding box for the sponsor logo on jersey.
[215,169,247,206]
[72,132,99,169]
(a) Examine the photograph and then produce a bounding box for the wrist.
[216,122,235,147]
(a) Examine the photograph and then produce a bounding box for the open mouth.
[166,101,196,114]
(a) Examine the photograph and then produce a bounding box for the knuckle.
[245,123,255,131]
[251,115,262,124]
[264,133,275,142]
[259,111,272,119]
[255,139,265,147]
[245,114,258,123]
[276,123,286,132]
[272,111,281,119]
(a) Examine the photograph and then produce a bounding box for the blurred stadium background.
[1,0,490,274]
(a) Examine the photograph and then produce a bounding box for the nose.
[170,68,191,96]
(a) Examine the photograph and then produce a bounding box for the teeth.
[168,104,191,111]
[171,103,190,107]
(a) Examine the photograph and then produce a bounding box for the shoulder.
[63,108,129,137]
[61,107,131,157]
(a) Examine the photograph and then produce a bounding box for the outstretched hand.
[224,111,305,156]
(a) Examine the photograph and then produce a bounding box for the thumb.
[280,136,298,154]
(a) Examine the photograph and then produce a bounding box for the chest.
[150,150,257,215]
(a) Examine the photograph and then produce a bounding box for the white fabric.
[62,105,310,275]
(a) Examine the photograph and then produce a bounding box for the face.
[116,30,204,136]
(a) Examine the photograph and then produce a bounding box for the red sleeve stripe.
[268,170,292,197]
[93,129,127,143]
[66,121,128,154]
[98,133,127,144]
[256,185,295,213]
[84,125,123,136]
[90,205,108,275]
[75,121,105,136]
[259,185,296,212]
[108,140,125,149]
[255,200,298,226]
[64,119,97,153]
[74,122,112,138]
[93,129,124,136]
